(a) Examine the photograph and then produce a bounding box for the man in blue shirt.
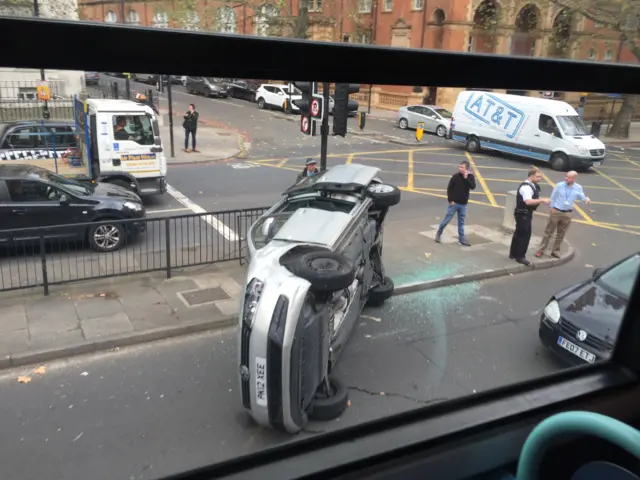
[535,171,590,259]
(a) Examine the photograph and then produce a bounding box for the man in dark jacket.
[296,158,320,182]
[183,103,199,153]
[435,160,476,246]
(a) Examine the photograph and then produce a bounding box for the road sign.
[301,115,316,136]
[311,94,324,121]
[36,82,50,101]
[416,122,424,142]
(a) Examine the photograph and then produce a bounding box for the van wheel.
[257,97,266,109]
[550,152,569,171]
[466,136,480,153]
[398,118,409,129]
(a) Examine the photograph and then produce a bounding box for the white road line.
[165,184,239,241]
[146,207,192,214]
[352,135,387,144]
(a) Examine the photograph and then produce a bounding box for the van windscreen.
[557,115,589,136]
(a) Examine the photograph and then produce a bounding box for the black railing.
[0,207,268,295]
[84,77,160,111]
[0,80,75,122]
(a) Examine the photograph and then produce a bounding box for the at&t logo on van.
[464,93,525,139]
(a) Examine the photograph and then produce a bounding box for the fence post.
[39,235,49,296]
[236,215,243,266]
[147,89,154,106]
[165,217,172,279]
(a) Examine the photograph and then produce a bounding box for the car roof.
[0,164,51,180]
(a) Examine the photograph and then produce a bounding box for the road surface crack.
[348,386,447,406]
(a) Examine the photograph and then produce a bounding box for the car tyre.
[308,377,349,422]
[291,251,355,293]
[398,118,409,129]
[466,135,481,153]
[367,276,394,307]
[88,221,125,253]
[257,97,266,109]
[550,152,569,171]
[436,125,447,137]
[366,183,401,208]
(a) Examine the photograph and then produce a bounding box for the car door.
[109,113,160,176]
[262,86,277,106]
[404,106,422,128]
[0,125,42,159]
[0,180,21,243]
[531,113,563,160]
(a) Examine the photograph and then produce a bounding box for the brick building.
[79,0,637,115]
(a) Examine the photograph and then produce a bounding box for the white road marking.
[146,207,192,215]
[352,135,387,144]
[165,184,239,241]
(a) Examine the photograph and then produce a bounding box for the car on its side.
[185,77,230,98]
[255,84,302,112]
[539,251,640,365]
[238,163,401,434]
[396,105,452,137]
[0,164,146,252]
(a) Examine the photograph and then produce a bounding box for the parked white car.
[255,84,302,113]
[396,105,452,137]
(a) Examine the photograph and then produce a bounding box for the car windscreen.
[43,171,93,195]
[596,254,640,300]
[556,115,589,136]
[250,212,294,250]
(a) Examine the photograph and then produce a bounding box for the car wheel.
[257,97,266,109]
[109,179,135,192]
[290,251,355,293]
[367,276,394,307]
[398,118,409,129]
[308,377,349,422]
[550,152,569,171]
[366,183,401,208]
[436,125,447,137]
[88,221,125,253]
[466,135,481,153]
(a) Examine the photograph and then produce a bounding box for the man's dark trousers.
[509,212,533,259]
[184,129,196,150]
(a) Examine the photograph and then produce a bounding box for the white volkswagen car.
[255,84,303,113]
[238,163,401,433]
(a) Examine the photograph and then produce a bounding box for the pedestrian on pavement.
[435,160,476,246]
[509,168,550,266]
[183,103,199,153]
[296,158,320,182]
[535,171,590,259]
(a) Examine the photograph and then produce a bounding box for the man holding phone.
[183,103,199,153]
[435,160,476,246]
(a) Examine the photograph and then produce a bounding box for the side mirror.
[592,268,604,279]
[154,136,161,146]
[59,194,70,206]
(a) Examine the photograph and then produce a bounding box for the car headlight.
[243,278,264,328]
[543,299,561,323]
[124,201,143,211]
[576,146,588,155]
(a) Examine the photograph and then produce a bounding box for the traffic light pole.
[320,81,330,172]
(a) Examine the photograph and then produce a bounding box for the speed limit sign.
[311,93,324,121]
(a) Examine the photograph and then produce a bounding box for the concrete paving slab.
[81,312,134,340]
[74,296,125,321]
[0,329,29,356]
[0,304,27,332]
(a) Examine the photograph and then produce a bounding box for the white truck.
[450,91,606,171]
[0,98,167,196]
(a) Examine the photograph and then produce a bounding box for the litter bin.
[590,121,602,138]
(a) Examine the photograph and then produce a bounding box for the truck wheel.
[367,276,394,307]
[109,179,135,192]
[466,136,481,153]
[88,221,125,252]
[257,97,266,109]
[308,377,349,422]
[290,251,355,293]
[550,152,569,171]
[398,118,409,129]
[366,183,401,208]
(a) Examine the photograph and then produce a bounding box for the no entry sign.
[300,115,316,136]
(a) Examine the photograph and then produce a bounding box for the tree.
[549,1,640,137]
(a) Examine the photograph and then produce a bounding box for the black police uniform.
[509,180,541,260]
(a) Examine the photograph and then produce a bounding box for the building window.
[413,0,424,10]
[588,48,596,60]
[594,20,603,28]
[359,32,371,43]
[358,0,372,13]
[309,0,323,12]
[126,9,140,25]
[604,49,613,61]
[105,10,117,23]
[153,11,169,28]
[18,87,37,100]
[255,4,278,36]
[216,6,236,33]
[383,0,392,12]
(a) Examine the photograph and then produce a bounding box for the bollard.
[502,190,517,232]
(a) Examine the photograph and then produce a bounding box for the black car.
[0,164,146,252]
[539,251,640,365]
[227,79,262,102]
[185,77,229,98]
[0,121,76,157]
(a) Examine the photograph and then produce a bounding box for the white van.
[450,91,605,171]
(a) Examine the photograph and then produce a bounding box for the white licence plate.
[592,161,601,166]
[255,357,267,407]
[557,336,596,363]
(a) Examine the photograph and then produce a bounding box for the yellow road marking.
[413,186,505,197]
[400,186,496,207]
[596,163,640,172]
[345,154,354,164]
[594,168,640,202]
[465,151,497,207]
[276,158,289,167]
[589,200,640,208]
[407,150,414,190]
[536,167,595,225]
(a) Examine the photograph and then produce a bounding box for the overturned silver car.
[238,163,401,434]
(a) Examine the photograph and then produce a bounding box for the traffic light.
[333,83,360,137]
[292,82,313,114]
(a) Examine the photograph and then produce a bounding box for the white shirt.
[518,180,536,202]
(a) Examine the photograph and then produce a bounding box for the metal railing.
[0,207,268,295]
[83,77,160,111]
[0,80,75,122]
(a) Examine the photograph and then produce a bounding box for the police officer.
[509,168,550,266]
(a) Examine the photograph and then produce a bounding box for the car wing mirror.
[261,218,277,240]
[592,268,604,279]
[59,194,70,206]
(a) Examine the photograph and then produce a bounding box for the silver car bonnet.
[314,163,380,188]
[272,208,352,248]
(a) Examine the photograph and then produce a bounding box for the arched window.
[184,10,200,30]
[470,0,500,54]
[432,9,445,49]
[217,6,236,33]
[548,9,572,58]
[105,10,117,23]
[154,11,169,28]
[127,9,140,25]
[255,4,278,37]
[588,48,597,60]
[511,4,540,56]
